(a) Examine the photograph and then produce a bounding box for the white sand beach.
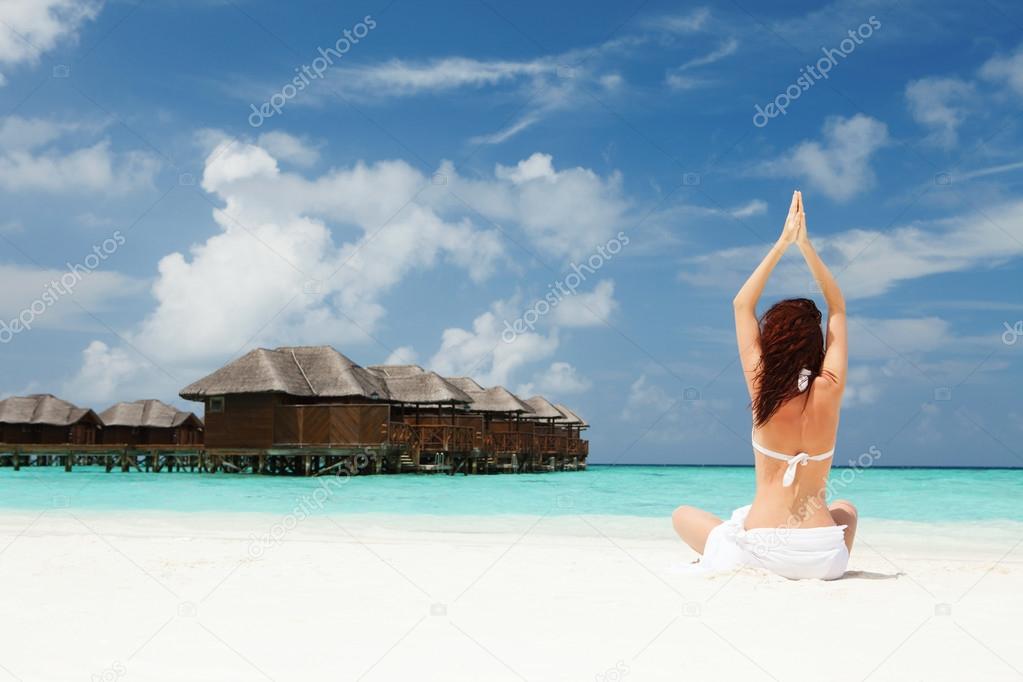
[0,511,1020,682]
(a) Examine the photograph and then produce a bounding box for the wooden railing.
[387,421,415,447]
[409,424,475,454]
[490,432,533,454]
[534,433,568,454]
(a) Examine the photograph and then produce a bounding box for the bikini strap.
[751,429,835,487]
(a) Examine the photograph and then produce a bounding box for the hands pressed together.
[780,189,809,247]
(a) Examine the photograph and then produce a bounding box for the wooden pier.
[0,442,587,476]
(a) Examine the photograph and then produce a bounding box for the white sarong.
[697,505,849,580]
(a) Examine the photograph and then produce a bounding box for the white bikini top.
[751,431,835,487]
[751,368,834,487]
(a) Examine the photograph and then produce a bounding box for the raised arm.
[795,193,847,389]
[733,191,801,399]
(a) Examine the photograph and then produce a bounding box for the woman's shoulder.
[809,375,844,412]
[813,373,843,392]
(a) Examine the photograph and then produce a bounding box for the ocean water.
[0,465,1020,521]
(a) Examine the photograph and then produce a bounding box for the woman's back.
[746,376,841,529]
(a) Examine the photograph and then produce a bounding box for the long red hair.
[752,298,826,426]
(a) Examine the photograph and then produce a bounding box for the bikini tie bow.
[782,453,810,487]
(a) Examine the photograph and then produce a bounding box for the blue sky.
[1,0,1021,466]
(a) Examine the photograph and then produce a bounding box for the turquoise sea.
[0,465,1020,521]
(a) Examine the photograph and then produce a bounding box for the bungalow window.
[209,396,225,413]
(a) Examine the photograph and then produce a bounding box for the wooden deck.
[0,441,588,476]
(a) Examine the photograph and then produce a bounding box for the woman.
[673,190,857,580]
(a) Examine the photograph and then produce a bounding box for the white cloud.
[980,43,1023,96]
[665,37,738,89]
[0,116,159,193]
[62,137,516,402]
[681,199,1023,299]
[0,140,159,193]
[913,402,943,445]
[551,280,617,327]
[0,116,79,149]
[494,152,556,184]
[905,77,974,148]
[621,374,729,444]
[955,160,1023,183]
[761,114,889,202]
[289,9,714,145]
[729,199,767,219]
[849,317,950,358]
[469,114,543,146]
[517,361,592,397]
[0,0,100,83]
[599,73,624,90]
[0,263,143,332]
[644,8,710,34]
[338,57,551,97]
[842,366,881,408]
[428,298,558,387]
[444,152,630,260]
[623,375,672,421]
[384,345,418,365]
[256,131,320,167]
[60,137,633,403]
[62,340,144,406]
[333,56,566,145]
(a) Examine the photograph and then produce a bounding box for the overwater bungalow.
[0,394,103,445]
[179,348,478,470]
[447,378,536,470]
[99,399,204,447]
[524,395,572,467]
[367,365,475,468]
[554,403,590,462]
[0,348,590,475]
[179,346,393,450]
[167,344,591,475]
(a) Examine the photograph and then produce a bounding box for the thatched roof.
[0,394,101,427]
[448,380,534,413]
[367,364,427,378]
[100,400,203,429]
[554,403,588,428]
[179,346,389,401]
[523,395,566,420]
[381,372,471,405]
[474,387,534,413]
[446,377,485,393]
